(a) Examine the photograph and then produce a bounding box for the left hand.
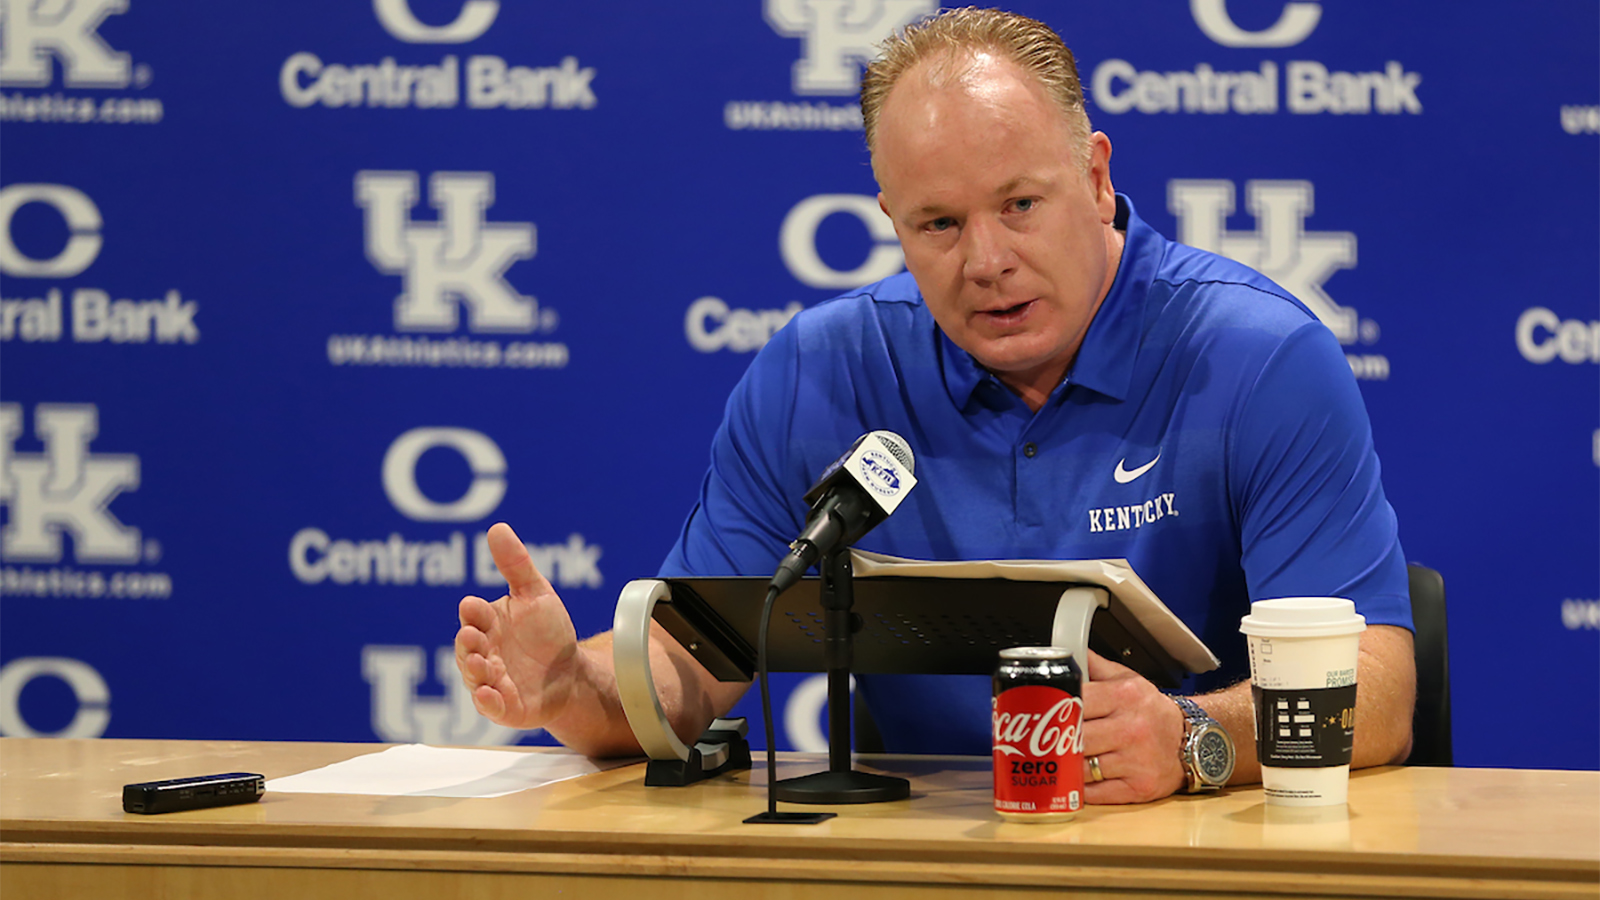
[1079,650,1187,804]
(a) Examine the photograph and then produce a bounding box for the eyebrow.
[906,175,1056,218]
[994,175,1052,195]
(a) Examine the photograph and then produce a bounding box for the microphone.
[768,430,917,595]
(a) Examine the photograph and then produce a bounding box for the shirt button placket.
[1016,441,1043,529]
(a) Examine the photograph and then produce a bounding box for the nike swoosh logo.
[1113,451,1161,484]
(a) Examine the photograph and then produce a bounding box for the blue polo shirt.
[660,195,1411,753]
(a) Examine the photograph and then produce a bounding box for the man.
[455,8,1416,804]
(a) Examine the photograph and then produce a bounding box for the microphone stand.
[772,546,910,804]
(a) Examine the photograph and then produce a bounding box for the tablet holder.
[614,554,1122,800]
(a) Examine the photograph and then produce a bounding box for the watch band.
[1171,694,1209,725]
[1170,694,1235,793]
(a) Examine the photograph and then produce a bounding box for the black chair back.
[1406,563,1453,766]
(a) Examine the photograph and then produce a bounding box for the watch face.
[1197,730,1233,782]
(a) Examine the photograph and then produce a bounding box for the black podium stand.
[769,547,908,804]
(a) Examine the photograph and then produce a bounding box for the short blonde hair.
[860,7,1093,172]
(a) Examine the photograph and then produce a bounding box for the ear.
[878,192,891,219]
[1087,132,1116,224]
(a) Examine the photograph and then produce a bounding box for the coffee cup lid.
[1239,597,1367,638]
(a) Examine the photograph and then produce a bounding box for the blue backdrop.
[1,0,1596,770]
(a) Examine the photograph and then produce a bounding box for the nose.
[960,215,1017,286]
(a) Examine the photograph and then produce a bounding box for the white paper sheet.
[266,744,636,798]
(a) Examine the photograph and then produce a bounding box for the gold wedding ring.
[1088,755,1105,783]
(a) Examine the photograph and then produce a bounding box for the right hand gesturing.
[454,522,581,730]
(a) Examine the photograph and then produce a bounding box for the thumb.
[487,522,549,597]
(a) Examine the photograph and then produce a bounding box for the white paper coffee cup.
[1240,598,1366,807]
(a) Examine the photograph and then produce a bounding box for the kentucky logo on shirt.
[1088,493,1179,534]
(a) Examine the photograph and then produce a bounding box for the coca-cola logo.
[993,694,1084,758]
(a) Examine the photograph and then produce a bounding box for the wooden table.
[2,739,1596,899]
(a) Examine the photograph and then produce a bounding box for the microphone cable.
[757,583,781,817]
[746,577,834,824]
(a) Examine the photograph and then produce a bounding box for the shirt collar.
[938,193,1162,410]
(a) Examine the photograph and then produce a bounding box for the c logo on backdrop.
[0,184,103,278]
[780,194,904,290]
[1190,0,1321,48]
[281,1,595,111]
[288,427,602,588]
[382,427,507,522]
[373,0,499,44]
[0,184,200,345]
[286,428,600,743]
[685,194,905,353]
[0,657,110,738]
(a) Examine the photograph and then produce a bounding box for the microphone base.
[743,810,837,825]
[772,769,911,805]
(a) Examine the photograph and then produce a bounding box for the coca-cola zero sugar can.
[993,646,1084,822]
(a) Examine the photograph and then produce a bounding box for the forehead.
[873,52,1077,201]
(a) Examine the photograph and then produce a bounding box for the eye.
[1011,197,1037,213]
[926,216,956,233]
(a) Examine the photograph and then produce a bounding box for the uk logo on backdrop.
[362,644,528,745]
[685,192,906,353]
[1091,0,1423,117]
[0,183,202,345]
[327,171,567,370]
[280,0,597,111]
[1168,179,1390,381]
[0,0,163,124]
[0,402,173,599]
[725,0,935,131]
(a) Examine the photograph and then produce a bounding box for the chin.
[970,340,1061,376]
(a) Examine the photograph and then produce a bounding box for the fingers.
[457,646,501,687]
[471,683,506,720]
[455,622,492,662]
[1082,766,1149,805]
[1085,648,1136,681]
[1081,747,1142,805]
[485,522,552,599]
[1075,660,1190,803]
[455,596,498,681]
[453,589,521,725]
[459,594,495,630]
[1081,673,1144,721]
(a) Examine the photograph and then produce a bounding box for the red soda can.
[992,646,1084,822]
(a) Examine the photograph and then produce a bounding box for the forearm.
[542,623,746,758]
[1193,624,1417,785]
[1186,680,1260,785]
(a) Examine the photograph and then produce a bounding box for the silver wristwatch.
[1171,695,1235,793]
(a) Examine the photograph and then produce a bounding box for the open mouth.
[978,299,1036,327]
